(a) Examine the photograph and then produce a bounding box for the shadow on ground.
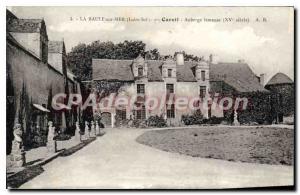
[7,165,44,189]
[7,138,97,189]
[61,137,96,157]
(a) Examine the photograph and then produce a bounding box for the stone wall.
[7,39,65,152]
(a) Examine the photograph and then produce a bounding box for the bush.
[55,133,71,141]
[206,116,224,124]
[147,115,167,128]
[132,119,147,128]
[181,110,203,125]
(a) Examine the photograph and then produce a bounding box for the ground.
[136,126,294,165]
[20,127,293,189]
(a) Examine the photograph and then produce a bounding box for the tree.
[144,48,160,60]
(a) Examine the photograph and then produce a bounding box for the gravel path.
[20,128,293,189]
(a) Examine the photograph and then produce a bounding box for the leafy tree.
[144,49,160,60]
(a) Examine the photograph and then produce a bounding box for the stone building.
[92,54,267,127]
[265,72,294,123]
[48,40,82,131]
[6,10,80,153]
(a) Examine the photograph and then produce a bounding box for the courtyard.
[18,126,293,189]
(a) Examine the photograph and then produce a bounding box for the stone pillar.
[10,124,26,168]
[47,121,57,153]
[95,121,100,136]
[111,113,115,128]
[233,109,240,126]
[90,121,96,137]
[75,121,81,142]
[84,121,90,140]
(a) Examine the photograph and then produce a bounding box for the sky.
[8,6,294,83]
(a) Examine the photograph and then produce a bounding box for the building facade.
[6,10,80,153]
[92,53,267,127]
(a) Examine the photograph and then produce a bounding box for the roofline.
[265,82,294,86]
[7,34,64,77]
[93,79,134,82]
[92,59,133,62]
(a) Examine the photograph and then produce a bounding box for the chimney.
[176,52,184,65]
[238,59,245,63]
[209,54,213,63]
[259,73,265,86]
[209,54,219,64]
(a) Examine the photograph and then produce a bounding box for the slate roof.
[48,41,65,53]
[92,59,134,81]
[92,59,197,82]
[266,72,293,86]
[7,18,44,33]
[6,10,18,23]
[92,58,266,92]
[210,62,268,93]
[147,60,163,81]
[176,65,197,82]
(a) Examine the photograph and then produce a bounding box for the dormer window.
[133,55,148,79]
[168,69,172,77]
[138,67,143,77]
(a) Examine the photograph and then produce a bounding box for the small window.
[138,67,143,77]
[136,105,146,119]
[166,84,174,94]
[137,84,145,94]
[200,86,206,98]
[168,69,172,77]
[116,109,126,120]
[201,70,205,81]
[167,104,175,118]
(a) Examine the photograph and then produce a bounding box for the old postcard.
[6,6,294,189]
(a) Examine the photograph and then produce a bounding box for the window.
[138,67,143,77]
[116,109,126,120]
[137,84,145,94]
[136,105,146,119]
[201,70,205,81]
[168,69,172,77]
[200,86,206,98]
[167,104,175,118]
[166,84,174,94]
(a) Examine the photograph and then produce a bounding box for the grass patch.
[136,126,294,166]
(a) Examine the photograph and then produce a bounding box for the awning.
[33,104,50,112]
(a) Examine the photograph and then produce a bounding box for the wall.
[96,80,218,126]
[48,52,63,72]
[7,39,65,151]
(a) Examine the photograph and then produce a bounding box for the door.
[101,112,112,128]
